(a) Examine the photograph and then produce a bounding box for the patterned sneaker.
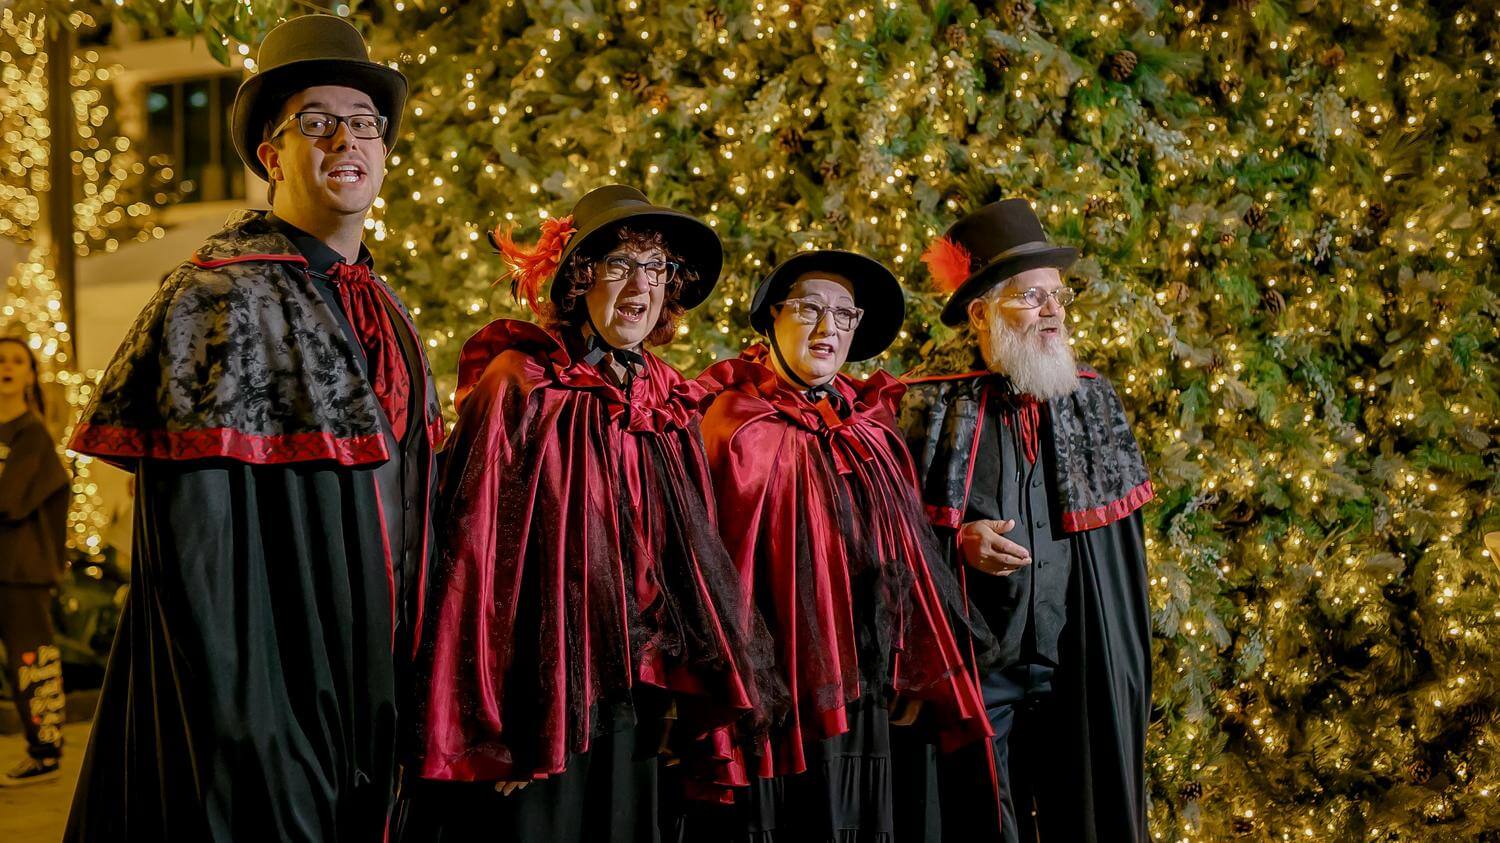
[0,756,61,787]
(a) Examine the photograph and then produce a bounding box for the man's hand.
[494,781,530,796]
[958,519,1032,576]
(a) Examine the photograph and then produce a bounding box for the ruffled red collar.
[455,319,698,433]
[693,343,906,435]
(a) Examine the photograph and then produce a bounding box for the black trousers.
[0,584,65,760]
[981,663,1059,843]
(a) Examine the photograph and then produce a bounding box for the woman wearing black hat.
[679,251,997,842]
[399,185,779,843]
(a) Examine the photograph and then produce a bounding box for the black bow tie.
[805,383,849,418]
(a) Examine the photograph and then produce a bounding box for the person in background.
[0,336,70,787]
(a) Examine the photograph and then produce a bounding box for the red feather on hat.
[490,215,577,316]
[920,236,972,293]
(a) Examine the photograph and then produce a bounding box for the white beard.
[977,309,1081,401]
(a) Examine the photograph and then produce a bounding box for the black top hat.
[935,198,1078,326]
[231,15,408,181]
[554,185,724,310]
[749,249,905,362]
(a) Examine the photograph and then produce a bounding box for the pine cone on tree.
[1244,203,1267,230]
[943,24,968,50]
[1179,781,1204,801]
[645,85,670,112]
[618,71,649,95]
[1368,202,1390,229]
[825,207,847,227]
[703,7,726,30]
[1104,50,1138,82]
[1457,702,1495,727]
[1232,817,1257,836]
[1408,759,1434,784]
[1262,288,1286,314]
[1319,45,1346,68]
[818,158,843,182]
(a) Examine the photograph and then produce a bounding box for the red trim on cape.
[412,466,434,659]
[70,422,390,466]
[925,504,963,530]
[1060,480,1154,533]
[371,481,398,649]
[190,252,309,269]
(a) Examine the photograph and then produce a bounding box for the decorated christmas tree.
[109,0,1500,838]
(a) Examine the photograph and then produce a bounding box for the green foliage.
[129,0,1499,838]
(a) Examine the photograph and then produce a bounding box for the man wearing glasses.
[900,199,1155,842]
[65,15,442,841]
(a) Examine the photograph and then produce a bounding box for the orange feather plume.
[489,214,577,316]
[920,236,973,293]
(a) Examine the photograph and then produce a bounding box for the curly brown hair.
[548,225,697,348]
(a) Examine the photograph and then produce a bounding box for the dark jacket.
[0,411,69,585]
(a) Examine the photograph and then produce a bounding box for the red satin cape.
[410,320,765,786]
[694,349,991,779]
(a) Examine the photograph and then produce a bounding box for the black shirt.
[961,383,1072,669]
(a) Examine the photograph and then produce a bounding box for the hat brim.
[938,246,1078,326]
[232,58,408,181]
[553,207,724,310]
[750,250,905,362]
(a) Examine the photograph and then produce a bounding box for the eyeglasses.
[774,298,864,332]
[270,111,388,141]
[1000,287,1078,309]
[599,255,679,286]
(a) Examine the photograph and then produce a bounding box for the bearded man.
[901,198,1154,843]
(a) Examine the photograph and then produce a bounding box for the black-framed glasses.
[1000,287,1078,309]
[599,255,679,287]
[774,298,864,332]
[270,111,388,141]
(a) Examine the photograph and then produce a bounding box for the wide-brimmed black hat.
[935,198,1078,326]
[749,249,905,362]
[553,185,723,310]
[231,15,408,181]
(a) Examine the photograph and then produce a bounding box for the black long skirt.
[396,703,666,843]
